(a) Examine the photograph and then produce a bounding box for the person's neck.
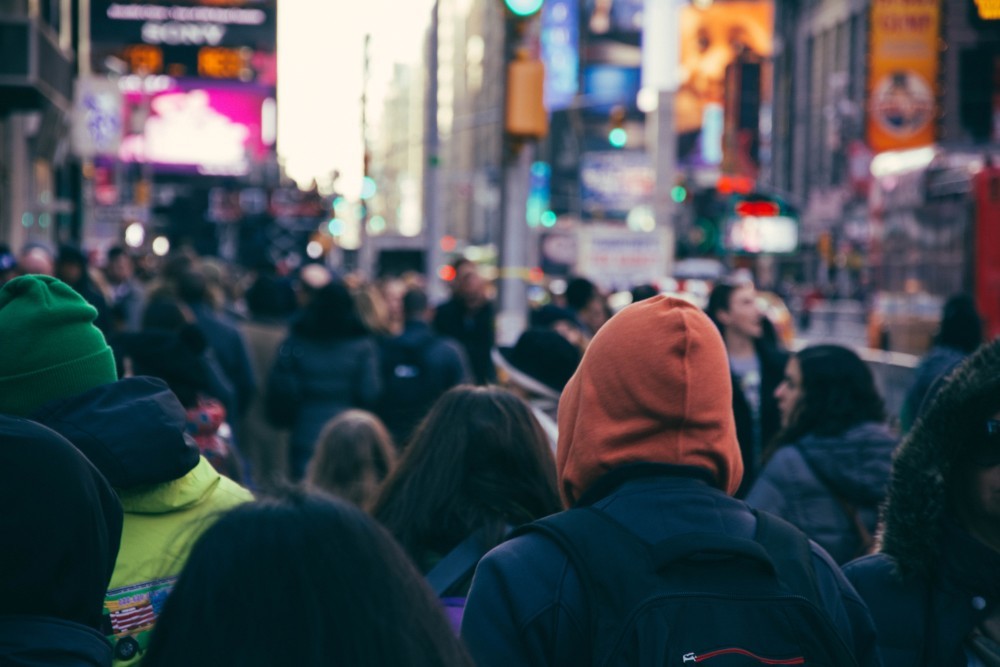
[725,330,756,359]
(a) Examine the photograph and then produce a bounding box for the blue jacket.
[745,422,897,564]
[461,470,882,667]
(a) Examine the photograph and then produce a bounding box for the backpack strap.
[752,509,824,608]
[425,526,505,597]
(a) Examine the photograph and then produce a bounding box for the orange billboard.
[868,0,941,153]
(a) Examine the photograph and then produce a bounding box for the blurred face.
[108,254,133,283]
[455,262,486,307]
[578,295,608,334]
[56,261,83,285]
[774,356,803,428]
[720,285,763,339]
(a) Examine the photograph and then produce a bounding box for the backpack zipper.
[682,648,806,664]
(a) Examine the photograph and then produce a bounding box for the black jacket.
[461,469,881,667]
[732,342,787,496]
[0,617,112,667]
[844,338,1000,667]
[433,297,496,385]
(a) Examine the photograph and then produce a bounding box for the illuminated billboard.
[118,79,276,175]
[677,1,773,164]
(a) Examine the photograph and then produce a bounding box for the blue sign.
[580,151,653,219]
[582,65,641,114]
[541,0,579,112]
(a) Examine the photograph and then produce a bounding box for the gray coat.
[746,422,898,564]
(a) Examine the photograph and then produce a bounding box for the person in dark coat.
[899,294,983,433]
[433,258,496,384]
[376,287,470,446]
[266,280,382,479]
[746,345,897,564]
[0,415,123,667]
[706,280,788,496]
[176,269,257,420]
[57,244,113,336]
[460,297,881,666]
[845,338,1000,667]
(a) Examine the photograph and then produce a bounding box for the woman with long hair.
[746,344,898,564]
[372,386,561,602]
[142,490,473,667]
[304,409,396,511]
[265,280,382,479]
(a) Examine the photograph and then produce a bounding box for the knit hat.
[0,275,117,416]
[556,296,743,506]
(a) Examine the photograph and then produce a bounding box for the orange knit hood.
[556,296,743,505]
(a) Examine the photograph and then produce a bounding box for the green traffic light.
[608,127,628,148]
[505,0,543,16]
[671,185,687,203]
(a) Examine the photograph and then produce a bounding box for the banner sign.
[576,225,672,291]
[868,0,941,152]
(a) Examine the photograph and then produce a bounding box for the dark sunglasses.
[969,420,1000,468]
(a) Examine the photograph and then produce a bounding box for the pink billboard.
[118,79,276,175]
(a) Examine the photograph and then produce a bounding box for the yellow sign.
[976,0,1000,19]
[868,0,941,152]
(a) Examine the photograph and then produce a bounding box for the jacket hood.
[30,376,201,489]
[0,417,122,631]
[556,296,742,506]
[0,617,112,667]
[880,337,1000,580]
[796,422,897,506]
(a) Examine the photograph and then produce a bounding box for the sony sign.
[141,21,226,46]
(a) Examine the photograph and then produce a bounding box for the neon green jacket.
[104,457,253,665]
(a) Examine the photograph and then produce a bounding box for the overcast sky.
[277,0,434,197]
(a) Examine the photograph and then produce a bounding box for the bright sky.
[277,0,434,198]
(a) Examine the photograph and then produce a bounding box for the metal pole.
[359,34,373,278]
[497,141,533,346]
[424,0,448,304]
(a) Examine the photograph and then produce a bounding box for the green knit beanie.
[0,275,117,416]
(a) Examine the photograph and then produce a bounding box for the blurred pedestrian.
[265,280,381,479]
[142,490,473,667]
[305,409,396,511]
[104,246,146,333]
[373,386,561,629]
[433,258,496,384]
[845,338,1000,667]
[0,275,253,665]
[377,287,470,446]
[565,276,608,337]
[17,242,55,276]
[177,270,257,421]
[706,280,788,495]
[492,327,582,451]
[0,415,123,667]
[746,345,897,564]
[0,243,17,288]
[900,294,983,433]
[238,269,296,490]
[57,245,113,336]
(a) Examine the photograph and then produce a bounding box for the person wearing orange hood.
[459,296,881,666]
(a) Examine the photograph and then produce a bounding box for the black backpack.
[515,507,860,666]
[377,336,439,445]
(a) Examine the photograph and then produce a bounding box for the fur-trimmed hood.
[879,338,1000,580]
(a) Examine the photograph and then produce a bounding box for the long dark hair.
[143,490,472,667]
[773,344,885,450]
[372,386,561,566]
[292,280,368,341]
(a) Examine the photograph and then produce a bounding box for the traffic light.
[505,49,547,138]
[504,0,543,16]
[608,105,627,148]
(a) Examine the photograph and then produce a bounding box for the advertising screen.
[118,79,276,175]
[725,215,798,254]
[677,1,773,165]
[580,150,652,219]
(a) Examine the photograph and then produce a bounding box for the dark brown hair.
[305,410,396,511]
[372,386,561,567]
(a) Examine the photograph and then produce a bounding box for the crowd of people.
[1,240,998,667]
